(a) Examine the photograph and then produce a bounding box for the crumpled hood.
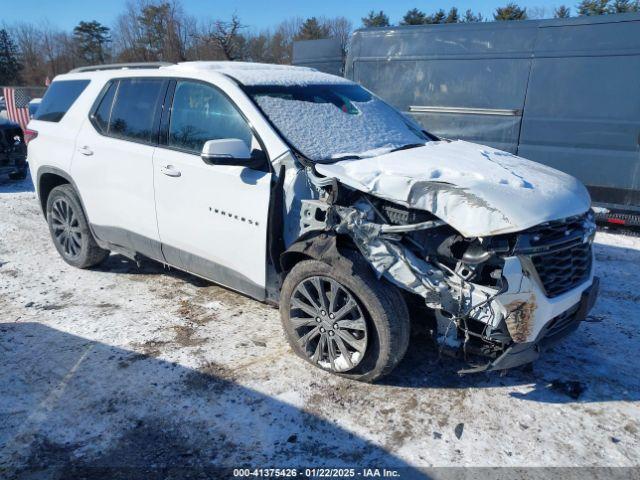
[315,140,591,237]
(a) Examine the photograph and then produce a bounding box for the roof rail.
[68,62,174,73]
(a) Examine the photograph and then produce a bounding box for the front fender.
[280,232,355,274]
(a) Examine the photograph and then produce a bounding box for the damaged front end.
[293,177,598,373]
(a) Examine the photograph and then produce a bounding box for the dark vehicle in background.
[303,13,640,226]
[0,117,27,181]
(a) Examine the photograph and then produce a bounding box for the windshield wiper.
[390,143,426,153]
[330,154,362,161]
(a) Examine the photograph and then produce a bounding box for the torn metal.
[333,202,451,307]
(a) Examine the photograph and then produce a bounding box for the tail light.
[23,128,38,145]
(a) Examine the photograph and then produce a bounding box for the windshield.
[245,84,429,163]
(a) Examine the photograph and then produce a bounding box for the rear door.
[71,77,168,260]
[153,79,272,300]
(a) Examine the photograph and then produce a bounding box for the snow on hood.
[315,140,591,237]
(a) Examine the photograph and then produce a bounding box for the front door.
[153,79,272,299]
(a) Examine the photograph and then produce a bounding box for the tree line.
[1,0,638,86]
[363,0,638,26]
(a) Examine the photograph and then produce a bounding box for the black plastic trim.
[161,243,266,301]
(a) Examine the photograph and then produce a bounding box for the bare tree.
[112,0,190,62]
[324,16,353,58]
[11,23,45,85]
[243,30,273,63]
[40,21,77,76]
[201,14,246,61]
[113,0,149,61]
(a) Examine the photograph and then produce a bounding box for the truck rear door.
[518,16,640,210]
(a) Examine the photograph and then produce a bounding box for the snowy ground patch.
[0,174,638,475]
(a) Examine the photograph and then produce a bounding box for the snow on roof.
[163,61,353,86]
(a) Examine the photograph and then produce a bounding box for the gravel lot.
[1,174,639,477]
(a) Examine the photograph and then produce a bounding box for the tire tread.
[46,184,109,269]
[280,253,410,382]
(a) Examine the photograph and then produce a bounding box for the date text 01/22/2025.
[232,468,402,477]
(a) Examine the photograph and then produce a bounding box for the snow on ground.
[0,174,639,477]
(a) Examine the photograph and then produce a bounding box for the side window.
[92,81,117,133]
[168,80,254,153]
[34,80,90,122]
[108,78,165,143]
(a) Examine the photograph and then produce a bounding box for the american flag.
[2,87,31,131]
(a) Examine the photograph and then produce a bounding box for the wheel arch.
[36,167,98,244]
[280,232,359,277]
[37,167,75,219]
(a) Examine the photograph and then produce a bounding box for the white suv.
[28,61,599,381]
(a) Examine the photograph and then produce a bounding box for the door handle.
[160,165,181,177]
[78,145,93,156]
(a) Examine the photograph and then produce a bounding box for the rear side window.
[108,78,166,143]
[34,80,90,122]
[92,82,117,132]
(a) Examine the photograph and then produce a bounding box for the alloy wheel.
[50,198,83,258]
[289,275,368,372]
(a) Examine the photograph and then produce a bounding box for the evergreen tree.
[577,0,610,15]
[426,9,447,23]
[494,2,528,20]
[138,3,171,59]
[401,8,428,25]
[554,5,572,17]
[609,0,639,12]
[445,7,460,23]
[295,17,330,40]
[73,20,111,65]
[362,10,391,27]
[0,29,21,85]
[462,9,484,22]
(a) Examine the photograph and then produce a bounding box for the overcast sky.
[2,0,566,31]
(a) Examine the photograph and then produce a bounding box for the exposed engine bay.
[289,165,598,373]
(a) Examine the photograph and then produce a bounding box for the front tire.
[46,184,109,268]
[280,255,410,382]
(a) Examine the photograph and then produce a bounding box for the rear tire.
[280,253,410,382]
[46,184,109,268]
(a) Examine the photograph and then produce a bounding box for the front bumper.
[462,276,599,373]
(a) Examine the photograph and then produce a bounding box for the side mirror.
[201,138,252,166]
